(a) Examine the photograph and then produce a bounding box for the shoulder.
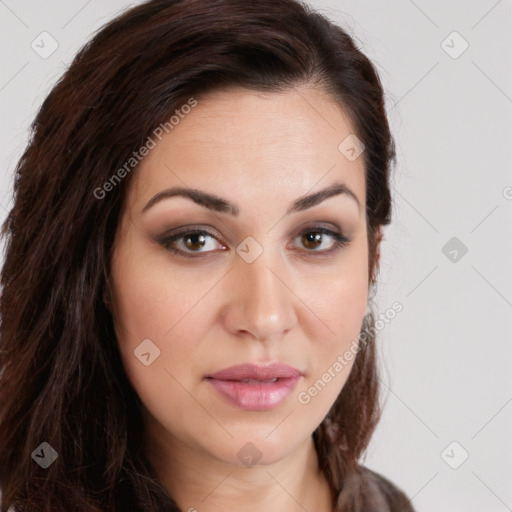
[356,464,416,512]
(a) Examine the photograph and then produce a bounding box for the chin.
[205,424,310,467]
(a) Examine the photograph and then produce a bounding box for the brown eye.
[183,232,208,251]
[294,227,351,254]
[301,232,323,250]
[159,229,226,256]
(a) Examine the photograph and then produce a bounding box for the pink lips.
[205,363,302,411]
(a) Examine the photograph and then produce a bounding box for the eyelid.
[155,225,226,257]
[157,224,223,241]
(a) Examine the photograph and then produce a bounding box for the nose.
[221,249,297,342]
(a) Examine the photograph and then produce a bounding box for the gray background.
[1,1,511,510]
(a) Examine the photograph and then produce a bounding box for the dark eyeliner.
[294,226,351,256]
[156,227,223,257]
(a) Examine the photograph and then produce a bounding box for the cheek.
[305,243,369,347]
[109,240,223,399]
[297,242,369,402]
[318,269,368,322]
[294,274,368,423]
[110,240,214,347]
[110,255,213,439]
[310,276,367,363]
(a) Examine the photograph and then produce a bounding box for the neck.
[144,421,333,512]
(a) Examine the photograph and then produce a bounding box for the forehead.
[126,86,366,214]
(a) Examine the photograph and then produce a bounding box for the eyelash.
[157,225,351,258]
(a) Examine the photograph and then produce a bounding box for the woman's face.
[110,86,370,466]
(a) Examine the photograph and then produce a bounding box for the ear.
[370,226,384,285]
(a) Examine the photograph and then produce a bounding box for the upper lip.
[205,363,302,381]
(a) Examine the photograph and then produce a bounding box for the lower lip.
[206,376,301,411]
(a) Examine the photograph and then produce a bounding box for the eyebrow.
[141,181,361,216]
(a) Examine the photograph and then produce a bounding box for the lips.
[205,362,302,381]
[204,363,303,411]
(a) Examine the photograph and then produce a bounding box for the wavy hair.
[0,0,395,510]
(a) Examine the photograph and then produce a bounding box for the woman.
[0,0,415,510]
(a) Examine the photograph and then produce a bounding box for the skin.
[109,85,380,512]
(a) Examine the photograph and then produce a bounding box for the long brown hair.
[0,0,395,510]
